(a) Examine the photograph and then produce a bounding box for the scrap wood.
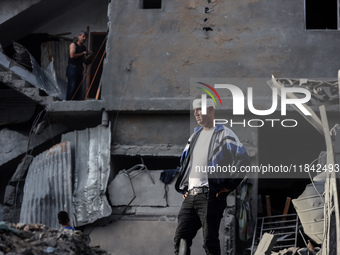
[266,195,272,217]
[281,197,291,227]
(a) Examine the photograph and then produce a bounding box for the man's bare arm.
[69,43,86,59]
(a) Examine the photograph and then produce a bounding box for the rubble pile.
[0,222,108,255]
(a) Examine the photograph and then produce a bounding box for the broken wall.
[99,0,340,162]
[101,0,340,112]
[94,1,340,253]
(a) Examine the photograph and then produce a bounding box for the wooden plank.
[281,197,291,227]
[266,195,272,217]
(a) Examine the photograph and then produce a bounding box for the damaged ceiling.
[0,0,85,47]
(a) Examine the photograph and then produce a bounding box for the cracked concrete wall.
[101,0,340,112]
[98,0,339,157]
[111,114,190,146]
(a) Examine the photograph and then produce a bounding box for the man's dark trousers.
[174,193,226,255]
[66,64,83,100]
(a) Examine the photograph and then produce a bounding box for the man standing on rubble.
[174,97,250,255]
[66,31,88,100]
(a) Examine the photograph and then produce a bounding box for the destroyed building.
[0,0,340,254]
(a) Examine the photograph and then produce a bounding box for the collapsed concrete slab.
[0,45,59,106]
[0,124,68,167]
[0,46,36,85]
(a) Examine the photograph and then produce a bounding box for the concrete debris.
[271,247,298,255]
[0,44,60,105]
[13,42,61,97]
[0,222,108,255]
[255,232,277,255]
[13,42,32,70]
[291,172,325,244]
[0,45,36,86]
[272,246,321,255]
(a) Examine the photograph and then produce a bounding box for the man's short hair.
[78,31,88,37]
[58,211,70,225]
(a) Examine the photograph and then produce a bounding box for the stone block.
[255,233,277,255]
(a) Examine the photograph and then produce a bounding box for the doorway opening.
[86,32,106,99]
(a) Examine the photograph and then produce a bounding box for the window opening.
[141,0,162,9]
[305,0,338,30]
[86,32,106,99]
